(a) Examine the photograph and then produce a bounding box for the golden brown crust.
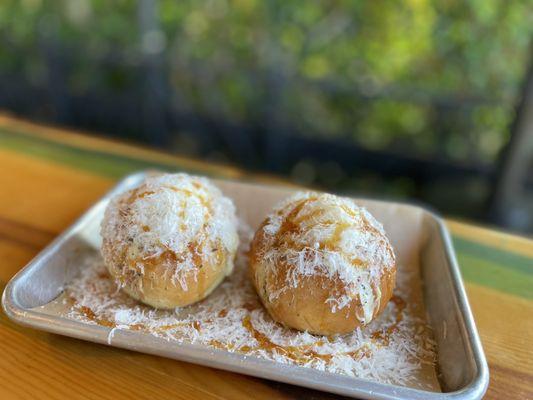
[249,194,396,335]
[103,238,231,308]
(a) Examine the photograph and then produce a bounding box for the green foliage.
[0,0,531,164]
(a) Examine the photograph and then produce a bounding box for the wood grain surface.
[0,114,532,399]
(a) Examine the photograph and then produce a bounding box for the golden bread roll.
[249,192,396,335]
[101,173,238,308]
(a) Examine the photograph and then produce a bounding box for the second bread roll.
[249,192,396,335]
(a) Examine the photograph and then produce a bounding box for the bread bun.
[249,192,395,335]
[101,173,238,308]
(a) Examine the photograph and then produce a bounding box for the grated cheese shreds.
[100,173,239,291]
[63,221,437,390]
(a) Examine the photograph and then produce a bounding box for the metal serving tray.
[2,171,489,400]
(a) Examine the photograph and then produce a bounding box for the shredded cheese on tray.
[56,221,438,391]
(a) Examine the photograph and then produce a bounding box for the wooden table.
[0,114,531,399]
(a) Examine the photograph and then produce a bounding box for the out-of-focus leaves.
[0,0,531,164]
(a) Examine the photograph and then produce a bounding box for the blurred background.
[0,0,532,234]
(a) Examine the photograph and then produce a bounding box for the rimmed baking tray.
[2,171,489,400]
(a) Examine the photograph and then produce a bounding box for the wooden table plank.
[0,161,332,400]
[0,115,532,399]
